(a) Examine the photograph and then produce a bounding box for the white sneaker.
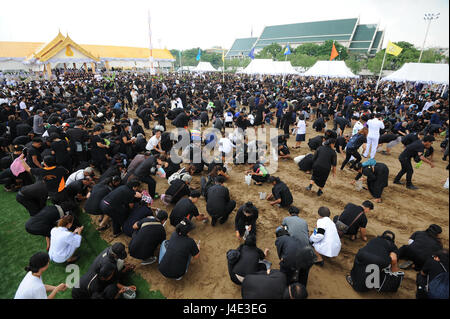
[175,276,183,280]
[141,256,157,265]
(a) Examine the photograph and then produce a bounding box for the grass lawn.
[0,188,164,299]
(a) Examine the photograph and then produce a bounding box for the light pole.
[419,13,440,63]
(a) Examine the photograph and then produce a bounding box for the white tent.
[381,63,449,84]
[303,61,358,78]
[273,61,300,75]
[192,62,217,72]
[237,59,278,75]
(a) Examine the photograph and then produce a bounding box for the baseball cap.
[111,242,127,260]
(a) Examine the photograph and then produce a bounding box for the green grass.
[0,188,164,299]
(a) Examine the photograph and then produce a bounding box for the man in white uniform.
[363,114,385,159]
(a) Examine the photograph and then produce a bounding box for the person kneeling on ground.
[48,215,83,264]
[266,176,293,208]
[346,231,403,293]
[169,190,208,227]
[234,202,259,240]
[206,176,236,226]
[129,209,168,266]
[227,234,270,285]
[333,201,373,241]
[416,249,449,299]
[158,218,200,280]
[398,224,443,271]
[241,269,308,299]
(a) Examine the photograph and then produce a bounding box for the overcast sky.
[0,0,448,51]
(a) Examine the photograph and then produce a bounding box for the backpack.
[167,167,189,185]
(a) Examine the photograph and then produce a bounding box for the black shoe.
[219,216,228,224]
[211,217,217,227]
[393,180,404,185]
[406,184,419,190]
[317,189,323,196]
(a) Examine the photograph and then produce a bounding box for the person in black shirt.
[72,262,120,299]
[66,120,88,168]
[333,201,373,241]
[266,176,293,208]
[16,181,48,216]
[26,137,43,169]
[122,200,155,237]
[393,136,435,189]
[206,176,236,226]
[335,134,349,154]
[133,155,157,198]
[234,202,259,239]
[378,133,401,155]
[129,209,167,265]
[171,109,190,128]
[90,126,109,173]
[307,135,325,151]
[99,180,142,237]
[241,269,307,299]
[169,190,207,227]
[312,117,327,133]
[353,162,389,203]
[228,234,269,285]
[347,230,400,292]
[340,128,367,170]
[49,133,71,171]
[398,224,443,271]
[158,218,200,280]
[306,139,337,196]
[275,227,315,286]
[416,249,449,299]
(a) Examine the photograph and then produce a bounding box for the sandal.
[399,260,414,270]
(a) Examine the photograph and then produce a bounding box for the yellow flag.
[386,41,402,56]
[222,50,225,62]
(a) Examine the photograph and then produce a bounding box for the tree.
[345,55,366,74]
[256,43,282,60]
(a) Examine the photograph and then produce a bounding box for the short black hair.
[318,207,331,217]
[362,200,374,210]
[288,206,300,215]
[190,190,201,198]
[423,135,435,143]
[215,176,226,184]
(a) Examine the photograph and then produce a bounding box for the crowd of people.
[1,68,448,299]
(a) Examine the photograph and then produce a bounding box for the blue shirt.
[276,101,287,117]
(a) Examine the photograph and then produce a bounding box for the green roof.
[351,24,377,42]
[255,18,357,46]
[226,37,257,57]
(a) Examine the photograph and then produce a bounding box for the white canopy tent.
[303,61,358,78]
[273,61,300,75]
[381,63,449,84]
[192,61,218,72]
[237,59,278,75]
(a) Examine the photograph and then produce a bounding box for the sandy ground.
[95,113,449,299]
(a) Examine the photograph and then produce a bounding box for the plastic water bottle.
[243,225,250,240]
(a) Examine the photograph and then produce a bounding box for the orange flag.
[330,43,339,61]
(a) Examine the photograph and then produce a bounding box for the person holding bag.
[334,201,374,241]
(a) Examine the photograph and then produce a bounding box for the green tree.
[256,43,282,60]
[345,55,366,74]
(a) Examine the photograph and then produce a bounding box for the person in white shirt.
[309,207,341,266]
[145,130,163,155]
[363,114,385,159]
[49,215,83,264]
[294,114,307,149]
[218,134,235,157]
[14,252,67,299]
[351,116,364,136]
[224,111,234,128]
[422,98,434,112]
[66,167,94,186]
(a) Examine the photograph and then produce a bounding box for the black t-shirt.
[99,165,121,183]
[408,231,443,261]
[271,182,293,207]
[241,269,289,299]
[16,123,32,137]
[87,247,120,282]
[170,198,199,227]
[399,139,424,161]
[355,237,398,268]
[312,145,337,171]
[30,166,68,194]
[158,232,199,279]
[123,206,153,237]
[422,258,448,282]
[401,133,419,146]
[165,179,190,204]
[102,185,135,208]
[26,146,42,168]
[206,184,231,217]
[275,235,301,270]
[339,203,368,235]
[90,135,107,159]
[129,216,166,260]
[232,244,265,276]
[51,140,70,164]
[72,271,115,299]
[84,183,112,214]
[134,156,156,178]
[379,134,399,144]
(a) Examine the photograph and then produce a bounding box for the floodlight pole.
[419,13,439,63]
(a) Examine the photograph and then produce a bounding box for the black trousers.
[394,158,414,185]
[280,263,311,287]
[16,191,46,216]
[341,148,361,169]
[211,200,236,224]
[100,201,127,235]
[138,175,157,198]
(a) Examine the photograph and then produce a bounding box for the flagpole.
[375,48,388,92]
[222,49,225,83]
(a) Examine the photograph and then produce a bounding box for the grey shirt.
[33,114,44,134]
[282,216,310,248]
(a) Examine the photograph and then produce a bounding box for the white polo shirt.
[14,272,47,299]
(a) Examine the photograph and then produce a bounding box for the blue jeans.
[158,240,192,274]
